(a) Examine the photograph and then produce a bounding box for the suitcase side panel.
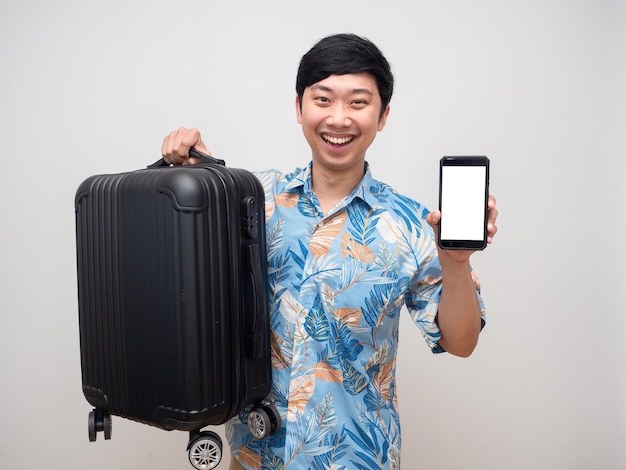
[76,169,237,430]
[147,168,239,428]
[76,165,272,432]
[76,174,132,414]
[159,165,272,425]
[208,167,272,415]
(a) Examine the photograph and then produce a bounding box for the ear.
[295,95,303,124]
[377,105,390,131]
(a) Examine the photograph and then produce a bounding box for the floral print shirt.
[226,162,485,469]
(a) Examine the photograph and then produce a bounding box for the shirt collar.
[283,161,384,211]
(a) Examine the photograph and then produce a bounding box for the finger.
[486,218,498,244]
[189,134,213,157]
[426,209,441,228]
[488,206,499,225]
[161,131,176,164]
[425,210,441,243]
[162,128,188,165]
[171,128,191,164]
[487,195,498,224]
[176,128,211,164]
[193,138,211,156]
[182,157,202,166]
[161,128,200,165]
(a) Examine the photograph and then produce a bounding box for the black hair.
[296,33,394,117]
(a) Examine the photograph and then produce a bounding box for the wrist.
[438,250,471,272]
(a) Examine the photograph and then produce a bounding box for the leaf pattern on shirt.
[285,404,344,468]
[373,357,394,403]
[334,307,362,327]
[340,357,368,395]
[238,445,262,470]
[264,200,276,220]
[303,392,337,443]
[266,216,285,261]
[278,289,306,325]
[271,329,289,370]
[309,432,350,470]
[275,192,299,208]
[287,374,315,419]
[362,282,398,334]
[304,294,331,342]
[309,212,347,258]
[314,361,343,384]
[345,417,387,469]
[347,204,382,245]
[340,232,375,263]
[297,194,319,218]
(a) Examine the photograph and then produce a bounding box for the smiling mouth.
[322,134,354,146]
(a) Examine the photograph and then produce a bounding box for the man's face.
[296,72,389,174]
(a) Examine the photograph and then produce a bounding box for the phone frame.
[438,155,490,251]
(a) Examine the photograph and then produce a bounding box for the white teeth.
[323,135,353,145]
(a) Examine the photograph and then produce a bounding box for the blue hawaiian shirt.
[226,162,485,469]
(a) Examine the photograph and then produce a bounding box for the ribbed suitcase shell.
[75,160,271,432]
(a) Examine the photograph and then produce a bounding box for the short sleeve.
[404,237,486,354]
[405,252,446,353]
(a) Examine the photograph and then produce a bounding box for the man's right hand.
[161,127,212,165]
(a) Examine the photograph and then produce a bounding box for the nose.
[326,104,352,128]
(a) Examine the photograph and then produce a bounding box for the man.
[162,33,498,470]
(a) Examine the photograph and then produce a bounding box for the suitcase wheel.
[187,431,223,470]
[87,409,112,442]
[247,407,270,439]
[263,404,282,436]
[247,404,281,440]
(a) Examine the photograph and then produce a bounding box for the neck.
[311,162,365,214]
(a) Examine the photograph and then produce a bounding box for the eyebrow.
[310,84,374,96]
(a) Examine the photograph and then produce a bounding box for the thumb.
[426,210,441,241]
[426,209,441,228]
[193,138,212,156]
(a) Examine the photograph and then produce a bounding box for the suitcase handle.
[242,196,265,360]
[147,147,226,168]
[249,244,266,359]
[189,148,226,166]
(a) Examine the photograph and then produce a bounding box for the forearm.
[437,258,483,357]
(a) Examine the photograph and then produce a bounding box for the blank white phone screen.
[440,165,486,241]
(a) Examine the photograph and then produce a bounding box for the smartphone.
[438,156,490,250]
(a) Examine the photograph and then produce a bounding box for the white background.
[1,1,624,469]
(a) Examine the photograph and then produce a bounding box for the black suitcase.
[75,150,279,469]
